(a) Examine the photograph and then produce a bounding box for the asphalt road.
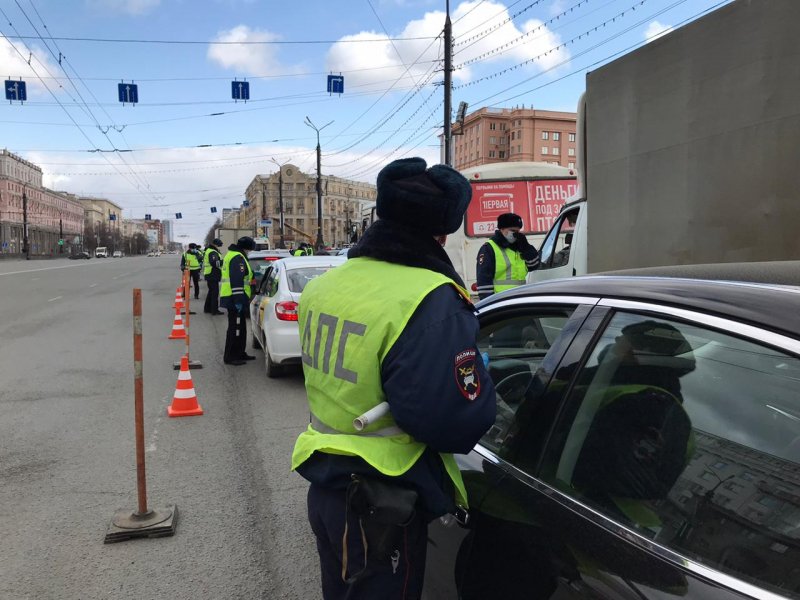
[0,255,320,599]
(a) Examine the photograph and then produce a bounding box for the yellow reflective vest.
[220,249,253,299]
[487,239,527,294]
[291,257,470,506]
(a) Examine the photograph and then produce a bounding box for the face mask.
[503,231,517,244]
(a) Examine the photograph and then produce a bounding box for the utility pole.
[59,218,63,254]
[270,157,290,249]
[443,0,453,166]
[22,189,29,260]
[304,116,334,252]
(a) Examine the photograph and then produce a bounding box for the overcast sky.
[1,0,730,241]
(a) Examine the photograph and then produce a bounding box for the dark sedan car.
[424,271,800,600]
[68,251,91,259]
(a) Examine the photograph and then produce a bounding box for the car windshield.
[286,267,334,293]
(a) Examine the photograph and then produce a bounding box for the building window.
[500,123,506,130]
[568,162,575,169]
[541,147,549,155]
[553,132,560,141]
[499,151,506,158]
[568,148,575,156]
[511,131,515,140]
[490,122,497,130]
[517,145,522,153]
[569,133,576,142]
[552,147,559,155]
[489,150,496,158]
[489,136,497,144]
[517,130,522,139]
[499,138,506,145]
[542,131,549,140]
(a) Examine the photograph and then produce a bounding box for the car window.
[259,268,273,294]
[267,268,280,297]
[538,207,578,269]
[477,306,577,460]
[541,311,800,597]
[286,266,335,293]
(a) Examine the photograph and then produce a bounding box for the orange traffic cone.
[173,288,184,310]
[168,307,186,340]
[167,355,203,417]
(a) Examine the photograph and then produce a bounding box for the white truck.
[532,0,800,282]
[95,246,108,258]
[215,228,271,251]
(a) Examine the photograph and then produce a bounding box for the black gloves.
[512,232,531,249]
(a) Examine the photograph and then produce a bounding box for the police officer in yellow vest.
[202,238,224,315]
[291,157,496,599]
[180,243,203,299]
[220,236,257,365]
[475,212,540,300]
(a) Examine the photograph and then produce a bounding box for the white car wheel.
[264,345,283,378]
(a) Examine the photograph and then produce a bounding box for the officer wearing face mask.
[475,212,540,300]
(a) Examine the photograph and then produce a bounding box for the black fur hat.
[376,157,472,235]
[497,213,523,229]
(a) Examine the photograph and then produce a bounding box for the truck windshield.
[539,208,578,269]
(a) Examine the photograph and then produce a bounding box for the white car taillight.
[275,301,299,321]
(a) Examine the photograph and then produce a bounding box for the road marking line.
[47,296,62,302]
[89,283,97,288]
[0,262,101,277]
[145,395,170,453]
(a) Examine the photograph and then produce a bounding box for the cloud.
[325,1,570,91]
[207,25,298,77]
[85,0,161,16]
[0,36,64,97]
[644,20,673,42]
[549,0,568,16]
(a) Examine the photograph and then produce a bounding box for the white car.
[113,250,123,258]
[250,255,347,377]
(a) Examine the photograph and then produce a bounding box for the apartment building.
[452,107,578,172]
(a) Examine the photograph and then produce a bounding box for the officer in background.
[293,243,306,257]
[203,238,224,315]
[180,243,203,300]
[475,212,539,300]
[292,157,496,599]
[219,236,257,365]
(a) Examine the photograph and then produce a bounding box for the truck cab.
[95,247,108,258]
[531,199,587,281]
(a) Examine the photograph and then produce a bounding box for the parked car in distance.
[424,264,800,600]
[250,255,346,377]
[69,251,91,260]
[246,249,292,290]
[112,250,123,258]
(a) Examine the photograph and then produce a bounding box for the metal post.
[59,218,63,254]
[132,289,148,515]
[270,157,290,249]
[22,189,29,260]
[304,117,334,252]
[444,0,453,167]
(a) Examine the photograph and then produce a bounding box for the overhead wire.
[1,33,440,45]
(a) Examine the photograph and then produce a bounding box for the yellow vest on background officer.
[292,156,496,599]
[475,212,540,300]
[203,238,224,315]
[181,243,203,300]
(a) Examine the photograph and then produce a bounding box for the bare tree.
[204,218,222,248]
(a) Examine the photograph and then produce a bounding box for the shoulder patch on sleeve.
[454,348,481,401]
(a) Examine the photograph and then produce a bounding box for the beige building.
[452,107,578,171]
[243,164,377,249]
[0,150,84,256]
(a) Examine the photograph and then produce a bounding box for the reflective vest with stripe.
[183,251,201,271]
[291,257,471,506]
[487,239,527,293]
[293,249,305,257]
[220,250,253,299]
[203,247,220,276]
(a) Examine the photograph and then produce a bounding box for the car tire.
[264,346,283,378]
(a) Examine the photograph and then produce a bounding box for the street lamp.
[303,116,333,252]
[269,156,292,249]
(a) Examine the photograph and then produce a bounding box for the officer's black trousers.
[223,306,247,362]
[204,279,219,313]
[307,483,427,600]
[189,269,201,299]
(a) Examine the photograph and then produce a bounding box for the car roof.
[275,256,347,269]
[479,268,800,339]
[248,249,292,258]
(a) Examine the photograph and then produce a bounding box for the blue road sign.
[210,207,217,213]
[118,82,139,105]
[2,242,7,249]
[109,213,117,221]
[231,81,250,101]
[259,219,273,227]
[175,212,183,219]
[242,200,250,207]
[5,80,27,102]
[144,213,152,220]
[327,75,344,95]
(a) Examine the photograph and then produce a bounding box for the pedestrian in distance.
[292,157,496,600]
[180,243,203,299]
[203,238,224,315]
[219,236,257,366]
[475,212,540,300]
